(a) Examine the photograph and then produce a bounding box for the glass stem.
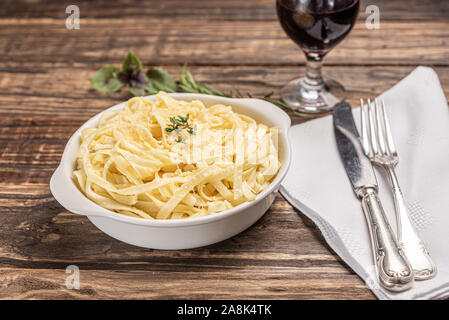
[304,57,324,89]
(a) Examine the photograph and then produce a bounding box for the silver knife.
[333,102,414,292]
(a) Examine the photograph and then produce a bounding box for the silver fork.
[360,98,437,280]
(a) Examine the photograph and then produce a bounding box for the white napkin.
[280,67,449,300]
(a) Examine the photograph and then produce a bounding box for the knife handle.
[359,187,414,292]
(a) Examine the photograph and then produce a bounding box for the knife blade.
[333,101,414,292]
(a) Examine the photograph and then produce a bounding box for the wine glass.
[276,0,360,114]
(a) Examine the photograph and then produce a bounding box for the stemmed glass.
[276,0,360,114]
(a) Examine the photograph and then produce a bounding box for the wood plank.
[0,19,448,65]
[0,266,373,299]
[0,193,376,299]
[0,193,333,265]
[1,0,447,21]
[0,64,447,120]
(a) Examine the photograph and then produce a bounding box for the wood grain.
[0,267,371,300]
[0,64,448,119]
[0,194,374,299]
[0,0,448,300]
[1,0,448,21]
[1,19,449,65]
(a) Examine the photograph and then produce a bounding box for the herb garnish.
[91,51,299,115]
[165,114,195,142]
[116,51,148,96]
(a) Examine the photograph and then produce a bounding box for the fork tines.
[360,98,397,159]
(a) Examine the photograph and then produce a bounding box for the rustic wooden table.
[0,0,448,300]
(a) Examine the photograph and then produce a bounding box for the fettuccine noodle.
[73,92,281,219]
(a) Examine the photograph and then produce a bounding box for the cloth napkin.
[280,67,449,300]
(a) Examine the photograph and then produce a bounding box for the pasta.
[73,92,281,219]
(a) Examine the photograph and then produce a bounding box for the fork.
[360,98,437,280]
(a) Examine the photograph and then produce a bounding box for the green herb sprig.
[165,114,194,133]
[165,114,196,143]
[91,51,295,114]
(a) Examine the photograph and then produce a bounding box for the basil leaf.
[127,85,146,97]
[118,70,148,90]
[146,67,176,92]
[125,71,148,97]
[90,65,123,93]
[145,82,159,95]
[132,71,148,88]
[122,51,143,72]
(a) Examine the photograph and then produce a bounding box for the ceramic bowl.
[50,93,291,249]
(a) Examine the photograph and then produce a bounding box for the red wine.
[276,0,359,58]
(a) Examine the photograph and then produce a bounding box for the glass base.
[280,77,346,114]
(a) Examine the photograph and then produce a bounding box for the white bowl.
[50,93,291,249]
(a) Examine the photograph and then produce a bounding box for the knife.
[333,101,414,292]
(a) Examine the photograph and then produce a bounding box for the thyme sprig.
[165,114,195,142]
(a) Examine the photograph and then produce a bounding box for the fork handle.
[384,166,437,280]
[360,187,414,291]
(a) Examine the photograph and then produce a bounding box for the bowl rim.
[50,93,292,228]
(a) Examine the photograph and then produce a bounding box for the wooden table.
[0,0,448,300]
